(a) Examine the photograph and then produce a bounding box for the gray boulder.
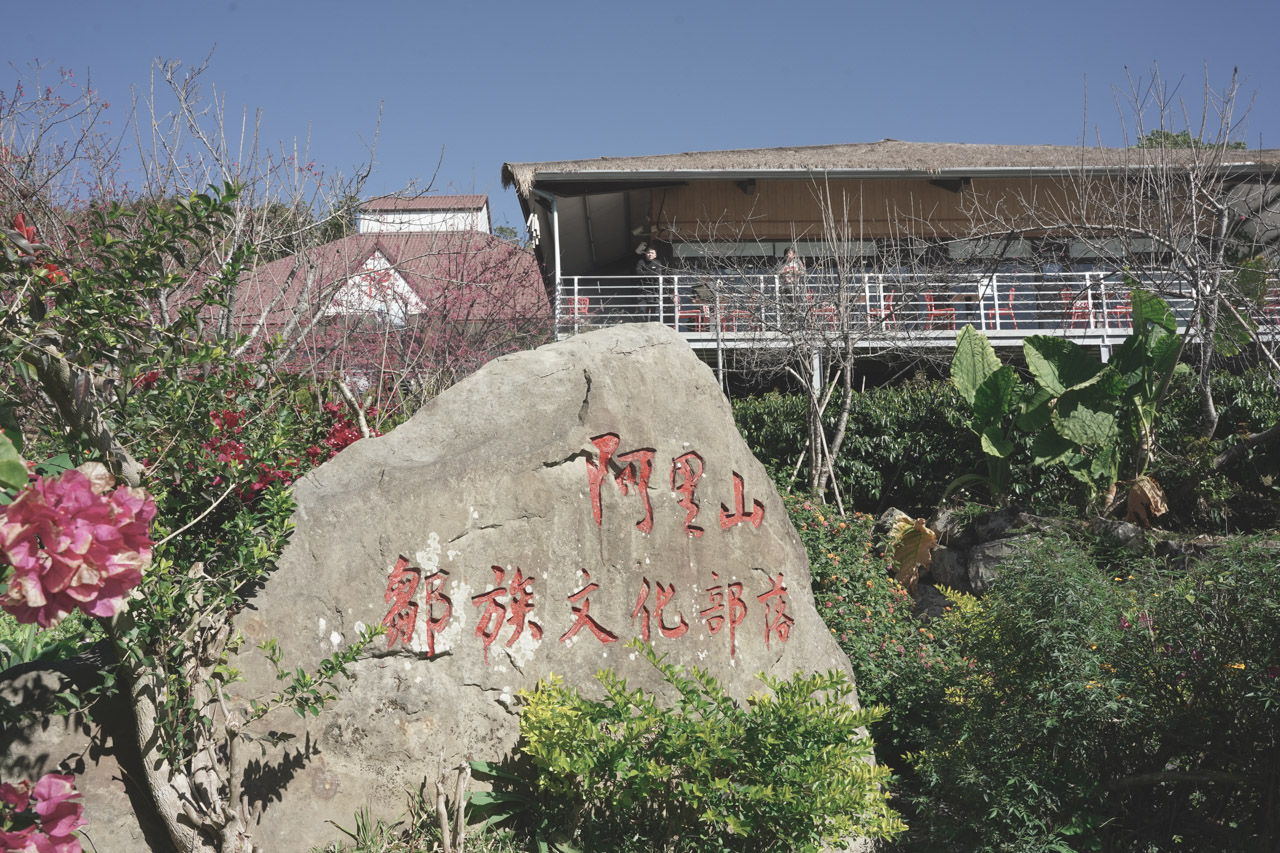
[1088,517,1147,553]
[225,324,856,852]
[930,544,971,592]
[967,535,1037,593]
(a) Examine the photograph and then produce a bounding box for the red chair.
[560,295,591,331]
[924,293,956,329]
[1060,287,1090,328]
[987,288,1019,330]
[1108,292,1133,329]
[869,290,897,329]
[721,309,756,333]
[811,304,839,330]
[677,303,711,332]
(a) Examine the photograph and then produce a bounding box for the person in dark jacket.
[635,245,663,321]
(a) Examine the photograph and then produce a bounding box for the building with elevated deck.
[503,140,1280,385]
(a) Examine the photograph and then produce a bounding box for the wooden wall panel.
[646,177,1078,242]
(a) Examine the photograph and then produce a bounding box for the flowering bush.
[1,462,155,628]
[0,773,85,853]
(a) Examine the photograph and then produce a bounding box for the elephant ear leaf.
[951,325,1001,407]
[1023,335,1104,396]
[0,429,28,492]
[980,425,1015,459]
[973,364,1018,425]
[1053,386,1118,449]
[1130,287,1177,334]
[889,517,938,595]
[1030,428,1076,467]
[1018,386,1055,433]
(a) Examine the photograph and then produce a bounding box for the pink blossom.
[31,776,84,840]
[0,782,30,812]
[1,463,154,627]
[0,827,45,853]
[0,773,84,853]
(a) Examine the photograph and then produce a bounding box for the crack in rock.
[577,368,592,424]
[543,449,590,469]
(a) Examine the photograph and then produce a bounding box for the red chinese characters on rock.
[584,434,621,527]
[756,573,793,649]
[381,556,421,649]
[630,578,690,642]
[614,448,656,534]
[560,570,618,645]
[421,569,453,657]
[472,566,543,664]
[585,434,766,537]
[670,452,705,537]
[586,434,657,534]
[700,572,748,658]
[720,471,765,530]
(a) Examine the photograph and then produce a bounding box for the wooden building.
[502,140,1280,372]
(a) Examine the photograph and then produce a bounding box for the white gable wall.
[357,203,490,234]
[323,251,426,325]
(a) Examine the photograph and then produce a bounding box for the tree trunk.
[816,359,854,499]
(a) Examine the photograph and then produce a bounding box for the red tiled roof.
[232,231,547,332]
[360,194,488,212]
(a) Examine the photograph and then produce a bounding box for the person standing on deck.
[635,245,663,321]
[777,246,807,294]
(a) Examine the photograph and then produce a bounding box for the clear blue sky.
[5,0,1278,232]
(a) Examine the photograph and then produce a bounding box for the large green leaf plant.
[949,288,1187,511]
[1024,288,1187,503]
[947,325,1030,503]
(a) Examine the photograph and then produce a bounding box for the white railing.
[554,271,1280,347]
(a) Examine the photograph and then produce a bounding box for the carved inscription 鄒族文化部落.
[382,562,791,663]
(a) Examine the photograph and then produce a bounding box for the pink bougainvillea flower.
[0,780,31,812]
[0,463,154,627]
[0,773,85,852]
[0,827,44,853]
[31,774,85,841]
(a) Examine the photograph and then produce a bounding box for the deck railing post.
[1085,273,1096,330]
[988,279,998,333]
[572,276,580,333]
[863,275,872,332]
[673,275,681,332]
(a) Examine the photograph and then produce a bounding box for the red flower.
[131,370,161,390]
[0,773,85,852]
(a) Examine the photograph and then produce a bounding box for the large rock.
[967,535,1038,593]
[227,324,856,852]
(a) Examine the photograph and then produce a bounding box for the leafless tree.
[961,66,1280,448]
[687,179,952,505]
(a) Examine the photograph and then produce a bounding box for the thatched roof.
[502,139,1280,198]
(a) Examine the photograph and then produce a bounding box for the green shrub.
[735,380,977,515]
[895,532,1280,852]
[510,641,904,852]
[734,379,1089,517]
[1152,368,1280,531]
